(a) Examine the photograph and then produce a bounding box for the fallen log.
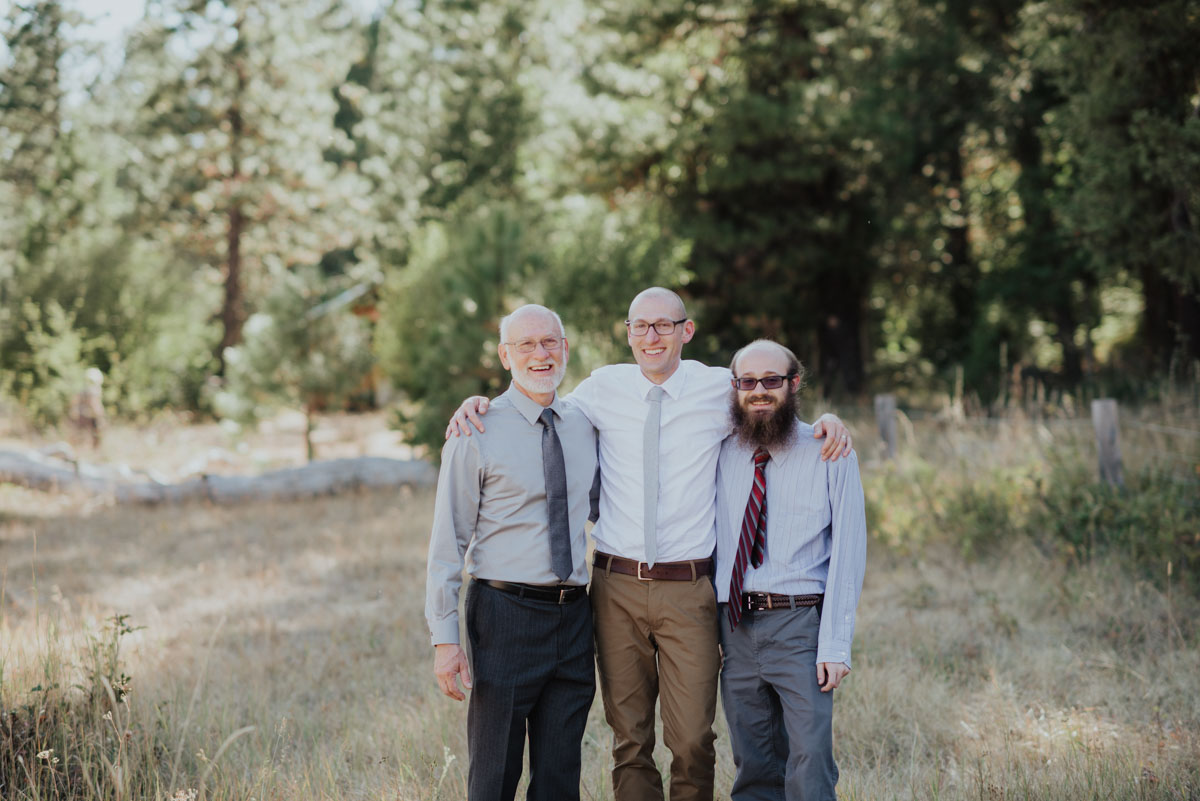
[0,449,436,505]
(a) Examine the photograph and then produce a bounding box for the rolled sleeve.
[424,433,483,646]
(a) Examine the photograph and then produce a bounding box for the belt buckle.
[558,587,567,604]
[637,562,653,581]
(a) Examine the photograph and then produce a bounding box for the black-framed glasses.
[731,374,796,391]
[504,336,564,354]
[625,318,688,336]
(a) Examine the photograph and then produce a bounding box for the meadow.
[1,404,1198,800]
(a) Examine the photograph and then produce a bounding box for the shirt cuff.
[430,618,460,646]
[817,641,851,669]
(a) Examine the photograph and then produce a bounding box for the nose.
[643,327,662,343]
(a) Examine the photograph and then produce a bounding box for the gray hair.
[499,304,566,342]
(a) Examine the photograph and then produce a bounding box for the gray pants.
[718,604,838,801]
[465,580,596,801]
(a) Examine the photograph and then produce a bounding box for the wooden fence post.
[1090,398,1125,488]
[875,393,897,460]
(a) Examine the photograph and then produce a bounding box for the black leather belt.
[741,592,823,611]
[477,579,587,604]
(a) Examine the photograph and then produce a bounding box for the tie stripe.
[727,447,770,630]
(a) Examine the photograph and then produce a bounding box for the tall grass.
[1,404,1198,799]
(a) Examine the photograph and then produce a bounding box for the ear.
[498,342,511,370]
[789,374,802,393]
[680,319,696,344]
[561,337,570,366]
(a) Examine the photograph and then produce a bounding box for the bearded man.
[713,339,867,801]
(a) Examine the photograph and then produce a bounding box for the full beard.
[729,389,798,450]
[512,362,565,395]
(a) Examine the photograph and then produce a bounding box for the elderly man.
[425,304,598,801]
[714,339,866,801]
[449,288,852,801]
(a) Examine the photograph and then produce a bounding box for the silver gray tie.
[643,386,665,568]
[539,408,572,581]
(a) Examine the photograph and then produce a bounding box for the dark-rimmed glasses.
[731,374,796,391]
[504,337,564,354]
[625,318,688,336]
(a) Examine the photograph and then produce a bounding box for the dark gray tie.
[539,408,572,581]
[643,386,665,567]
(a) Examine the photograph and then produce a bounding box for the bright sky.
[70,0,146,44]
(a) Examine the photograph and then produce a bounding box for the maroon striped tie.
[727,447,770,630]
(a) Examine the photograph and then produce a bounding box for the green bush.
[867,455,1200,588]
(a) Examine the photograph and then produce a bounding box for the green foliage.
[0,615,143,800]
[216,267,374,460]
[869,454,1200,587]
[1032,464,1200,581]
[377,206,533,456]
[3,0,1199,438]
[0,299,92,426]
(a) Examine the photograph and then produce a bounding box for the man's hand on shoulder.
[813,414,853,462]
[817,661,850,692]
[445,396,490,438]
[434,643,473,700]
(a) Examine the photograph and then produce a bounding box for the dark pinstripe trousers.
[464,579,596,801]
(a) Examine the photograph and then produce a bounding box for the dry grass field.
[1,407,1198,800]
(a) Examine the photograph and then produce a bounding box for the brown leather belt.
[477,579,587,604]
[594,552,713,581]
[741,592,823,611]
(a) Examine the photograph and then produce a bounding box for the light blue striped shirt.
[714,421,867,667]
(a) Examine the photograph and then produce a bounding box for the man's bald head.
[730,339,804,386]
[627,287,686,321]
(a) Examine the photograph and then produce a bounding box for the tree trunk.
[217,33,249,372]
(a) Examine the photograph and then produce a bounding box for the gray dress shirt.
[425,385,598,646]
[713,422,867,667]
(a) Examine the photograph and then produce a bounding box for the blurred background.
[1,0,1197,456]
[2,3,1200,799]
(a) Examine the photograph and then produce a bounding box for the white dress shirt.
[567,360,732,562]
[713,422,867,667]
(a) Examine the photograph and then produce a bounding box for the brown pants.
[591,562,721,801]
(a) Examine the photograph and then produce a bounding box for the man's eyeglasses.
[625,318,688,336]
[731,374,796,391]
[504,337,564,354]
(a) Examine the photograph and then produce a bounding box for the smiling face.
[498,307,568,405]
[729,342,802,448]
[626,288,694,384]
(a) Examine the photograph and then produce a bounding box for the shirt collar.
[635,360,689,402]
[504,383,563,425]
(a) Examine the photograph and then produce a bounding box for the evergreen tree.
[118,0,369,372]
[1029,0,1200,370]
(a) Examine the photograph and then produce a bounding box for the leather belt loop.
[689,562,697,584]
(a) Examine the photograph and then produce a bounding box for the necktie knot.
[539,408,556,429]
[753,447,770,467]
